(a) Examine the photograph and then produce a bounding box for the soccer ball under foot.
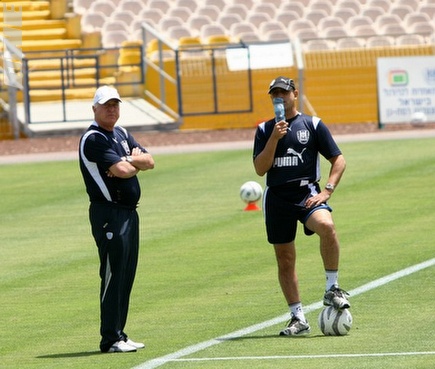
[318,306,352,336]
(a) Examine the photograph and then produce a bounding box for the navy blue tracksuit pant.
[89,202,139,352]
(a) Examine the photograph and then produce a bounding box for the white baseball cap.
[93,86,122,105]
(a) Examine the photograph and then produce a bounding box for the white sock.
[325,270,338,291]
[289,302,306,323]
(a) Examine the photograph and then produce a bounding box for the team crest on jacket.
[297,130,309,144]
[121,140,131,155]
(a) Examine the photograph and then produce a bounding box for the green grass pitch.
[0,136,434,369]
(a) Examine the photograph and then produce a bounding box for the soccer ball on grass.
[318,306,352,336]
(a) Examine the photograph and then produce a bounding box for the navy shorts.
[263,182,332,244]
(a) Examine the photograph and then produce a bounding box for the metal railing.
[0,34,23,139]
[140,22,254,120]
[20,45,144,124]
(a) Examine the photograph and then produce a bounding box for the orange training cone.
[244,201,261,211]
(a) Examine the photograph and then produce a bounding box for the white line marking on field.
[132,258,435,369]
[170,351,435,362]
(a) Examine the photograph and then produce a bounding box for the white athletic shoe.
[279,315,311,336]
[323,285,351,309]
[107,340,137,353]
[126,338,145,349]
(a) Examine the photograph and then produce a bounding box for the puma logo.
[286,148,306,163]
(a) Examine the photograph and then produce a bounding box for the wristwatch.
[325,183,335,192]
[125,155,133,163]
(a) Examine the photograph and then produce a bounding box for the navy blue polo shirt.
[253,113,341,187]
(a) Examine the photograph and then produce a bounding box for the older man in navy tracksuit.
[79,86,154,353]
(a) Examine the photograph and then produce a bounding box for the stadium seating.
[73,0,435,47]
[318,17,346,32]
[280,3,305,17]
[199,24,227,43]
[187,15,213,37]
[237,31,261,43]
[197,5,220,21]
[81,12,107,33]
[158,17,184,32]
[101,30,130,48]
[367,0,391,12]
[333,8,358,23]
[351,24,378,37]
[263,30,291,42]
[396,34,426,45]
[252,3,277,19]
[73,0,94,15]
[247,13,272,29]
[361,7,384,21]
[110,10,136,26]
[306,9,329,25]
[218,14,244,31]
[321,27,348,39]
[230,23,257,39]
[3,0,434,113]
[167,7,192,22]
[204,0,227,10]
[71,0,435,50]
[175,0,197,12]
[166,25,192,40]
[336,37,366,49]
[4,0,434,60]
[403,13,432,28]
[1,0,82,52]
[347,15,373,31]
[391,5,414,19]
[148,0,171,13]
[380,23,408,36]
[304,39,335,51]
[365,35,395,47]
[102,20,130,34]
[120,0,145,14]
[396,0,420,11]
[222,4,249,19]
[410,22,435,35]
[310,0,335,15]
[419,4,435,18]
[89,1,117,17]
[276,11,301,25]
[336,0,361,14]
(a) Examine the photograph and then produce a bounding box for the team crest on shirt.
[297,130,309,144]
[121,140,131,155]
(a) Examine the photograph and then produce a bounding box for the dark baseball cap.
[268,76,295,94]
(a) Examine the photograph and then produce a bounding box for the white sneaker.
[279,315,311,336]
[126,338,145,349]
[324,286,351,309]
[107,340,137,353]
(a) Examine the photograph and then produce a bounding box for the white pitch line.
[132,258,435,369]
[169,351,435,362]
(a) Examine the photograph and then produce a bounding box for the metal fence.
[140,22,254,120]
[20,45,144,124]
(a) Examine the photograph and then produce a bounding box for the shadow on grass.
[37,351,101,359]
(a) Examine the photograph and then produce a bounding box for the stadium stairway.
[17,98,178,137]
[1,0,83,52]
[1,1,177,136]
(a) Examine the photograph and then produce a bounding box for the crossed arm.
[108,147,155,178]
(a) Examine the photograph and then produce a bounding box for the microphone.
[273,97,285,122]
